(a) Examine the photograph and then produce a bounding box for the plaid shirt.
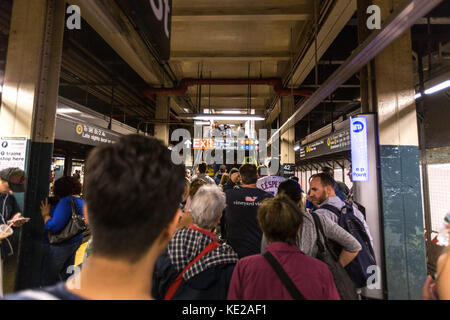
[168,226,238,281]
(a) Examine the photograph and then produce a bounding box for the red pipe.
[143,78,313,98]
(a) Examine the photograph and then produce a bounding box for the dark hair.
[219,173,230,186]
[310,173,336,188]
[189,178,206,198]
[53,176,82,199]
[289,176,299,183]
[219,165,227,173]
[321,166,334,176]
[198,162,207,174]
[84,135,185,262]
[229,168,239,176]
[257,194,303,246]
[239,164,258,185]
[278,179,303,203]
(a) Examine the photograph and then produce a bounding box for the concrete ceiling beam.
[270,0,444,141]
[172,13,311,22]
[265,0,357,127]
[67,0,165,86]
[170,53,291,62]
[289,0,357,87]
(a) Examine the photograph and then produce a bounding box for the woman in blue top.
[39,176,84,287]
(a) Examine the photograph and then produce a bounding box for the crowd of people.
[0,134,448,300]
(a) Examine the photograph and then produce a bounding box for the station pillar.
[373,0,427,300]
[0,0,65,290]
[280,96,295,166]
[154,95,170,146]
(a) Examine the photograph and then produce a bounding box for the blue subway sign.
[350,116,369,182]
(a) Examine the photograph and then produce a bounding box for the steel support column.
[0,0,66,290]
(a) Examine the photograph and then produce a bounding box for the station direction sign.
[281,163,296,178]
[55,116,121,146]
[350,117,369,182]
[190,138,260,151]
[298,128,351,161]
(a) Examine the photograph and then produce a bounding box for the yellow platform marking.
[74,242,89,266]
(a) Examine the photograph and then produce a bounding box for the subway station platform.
[0,0,449,301]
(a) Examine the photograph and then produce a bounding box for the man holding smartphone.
[0,168,28,297]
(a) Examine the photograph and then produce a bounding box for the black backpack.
[320,202,376,288]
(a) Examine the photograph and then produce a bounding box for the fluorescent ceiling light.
[195,115,265,121]
[424,80,450,95]
[57,108,82,114]
[414,92,422,100]
[180,114,264,121]
[219,110,242,114]
[194,121,211,125]
[294,146,300,151]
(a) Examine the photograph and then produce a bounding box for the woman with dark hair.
[39,176,85,287]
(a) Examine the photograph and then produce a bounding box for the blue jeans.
[40,240,82,287]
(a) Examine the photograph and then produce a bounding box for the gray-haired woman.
[152,185,238,300]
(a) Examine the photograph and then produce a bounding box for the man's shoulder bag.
[310,211,358,300]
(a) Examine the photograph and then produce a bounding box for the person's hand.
[40,198,51,220]
[10,213,26,227]
[422,275,437,300]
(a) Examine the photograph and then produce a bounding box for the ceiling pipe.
[143,78,314,98]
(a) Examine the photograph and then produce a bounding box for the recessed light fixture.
[219,110,242,114]
[57,108,82,114]
[179,114,265,121]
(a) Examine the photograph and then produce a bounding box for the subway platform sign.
[298,128,350,160]
[350,117,369,182]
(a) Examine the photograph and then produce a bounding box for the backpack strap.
[310,212,338,261]
[263,251,305,300]
[310,211,326,254]
[319,204,343,218]
[164,241,219,300]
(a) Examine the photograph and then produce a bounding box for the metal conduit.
[143,78,314,98]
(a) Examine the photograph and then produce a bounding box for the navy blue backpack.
[320,202,376,288]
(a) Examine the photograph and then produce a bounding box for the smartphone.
[8,217,30,224]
